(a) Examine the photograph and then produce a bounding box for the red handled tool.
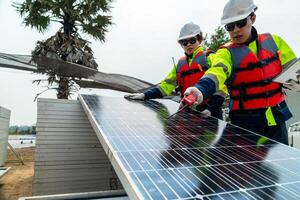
[166,94,197,119]
[181,94,197,106]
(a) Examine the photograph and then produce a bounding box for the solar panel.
[79,94,300,200]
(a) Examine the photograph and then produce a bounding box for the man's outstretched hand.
[183,87,204,106]
[124,93,145,100]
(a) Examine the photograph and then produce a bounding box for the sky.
[0,0,299,125]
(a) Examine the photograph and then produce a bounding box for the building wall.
[34,98,122,195]
[0,106,10,166]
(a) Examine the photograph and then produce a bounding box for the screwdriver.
[166,94,197,119]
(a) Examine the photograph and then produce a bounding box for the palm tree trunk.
[57,77,69,99]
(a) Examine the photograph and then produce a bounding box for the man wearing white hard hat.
[184,0,298,144]
[125,22,225,119]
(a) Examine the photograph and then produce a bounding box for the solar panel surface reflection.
[80,94,300,200]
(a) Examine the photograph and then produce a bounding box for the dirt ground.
[0,147,35,200]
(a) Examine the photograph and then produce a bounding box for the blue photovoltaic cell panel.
[79,94,300,200]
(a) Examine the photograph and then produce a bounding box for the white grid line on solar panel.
[153,155,218,197]
[99,121,262,149]
[159,152,234,196]
[106,125,238,198]
[131,167,228,199]
[96,114,264,147]
[102,118,168,151]
[246,187,291,200]
[118,158,300,197]
[104,130,264,152]
[86,100,224,128]
[265,145,300,160]
[109,142,156,199]
[99,122,230,138]
[101,120,300,173]
[107,135,264,152]
[90,104,240,134]
[210,163,273,194]
[271,159,300,177]
[212,165,270,195]
[112,137,195,199]
[281,182,300,198]
[172,168,226,199]
[242,162,300,185]
[259,185,298,200]
[181,166,239,198]
[131,171,178,199]
[236,161,299,185]
[115,147,259,171]
[105,133,300,172]
[187,182,299,200]
[82,96,181,119]
[130,172,154,200]
[234,161,283,186]
[104,129,169,199]
[188,188,262,200]
[84,101,290,198]
[125,148,205,198]
[104,122,202,198]
[129,158,241,198]
[82,96,300,198]
[115,123,206,198]
[200,181,300,200]
[118,148,300,179]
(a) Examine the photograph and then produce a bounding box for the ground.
[0,147,35,200]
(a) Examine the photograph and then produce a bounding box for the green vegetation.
[9,125,36,135]
[203,26,230,52]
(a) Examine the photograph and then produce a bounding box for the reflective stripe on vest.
[176,51,208,95]
[226,33,284,110]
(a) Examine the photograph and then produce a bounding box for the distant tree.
[203,26,230,52]
[14,0,113,99]
[9,125,37,135]
[31,126,37,135]
[9,126,18,135]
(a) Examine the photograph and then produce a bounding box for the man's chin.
[233,38,247,45]
[186,50,193,54]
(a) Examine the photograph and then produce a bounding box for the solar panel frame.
[79,94,300,200]
[79,96,145,199]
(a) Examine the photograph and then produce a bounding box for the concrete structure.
[0,106,10,166]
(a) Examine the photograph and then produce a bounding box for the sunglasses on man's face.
[225,17,249,32]
[179,37,197,47]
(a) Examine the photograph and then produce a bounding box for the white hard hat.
[221,0,258,25]
[177,22,202,41]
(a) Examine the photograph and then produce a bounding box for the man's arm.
[125,64,179,100]
[195,49,232,98]
[272,34,297,68]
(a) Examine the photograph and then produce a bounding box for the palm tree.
[14,0,113,99]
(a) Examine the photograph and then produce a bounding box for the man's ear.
[197,34,203,43]
[250,14,256,25]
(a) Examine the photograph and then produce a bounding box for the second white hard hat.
[177,22,202,41]
[221,0,258,25]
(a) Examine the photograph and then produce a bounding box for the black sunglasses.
[225,16,249,31]
[179,37,197,47]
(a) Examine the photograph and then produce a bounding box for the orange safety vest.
[176,51,209,96]
[224,33,285,110]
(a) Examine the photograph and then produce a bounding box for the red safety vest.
[176,51,209,96]
[224,33,285,110]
